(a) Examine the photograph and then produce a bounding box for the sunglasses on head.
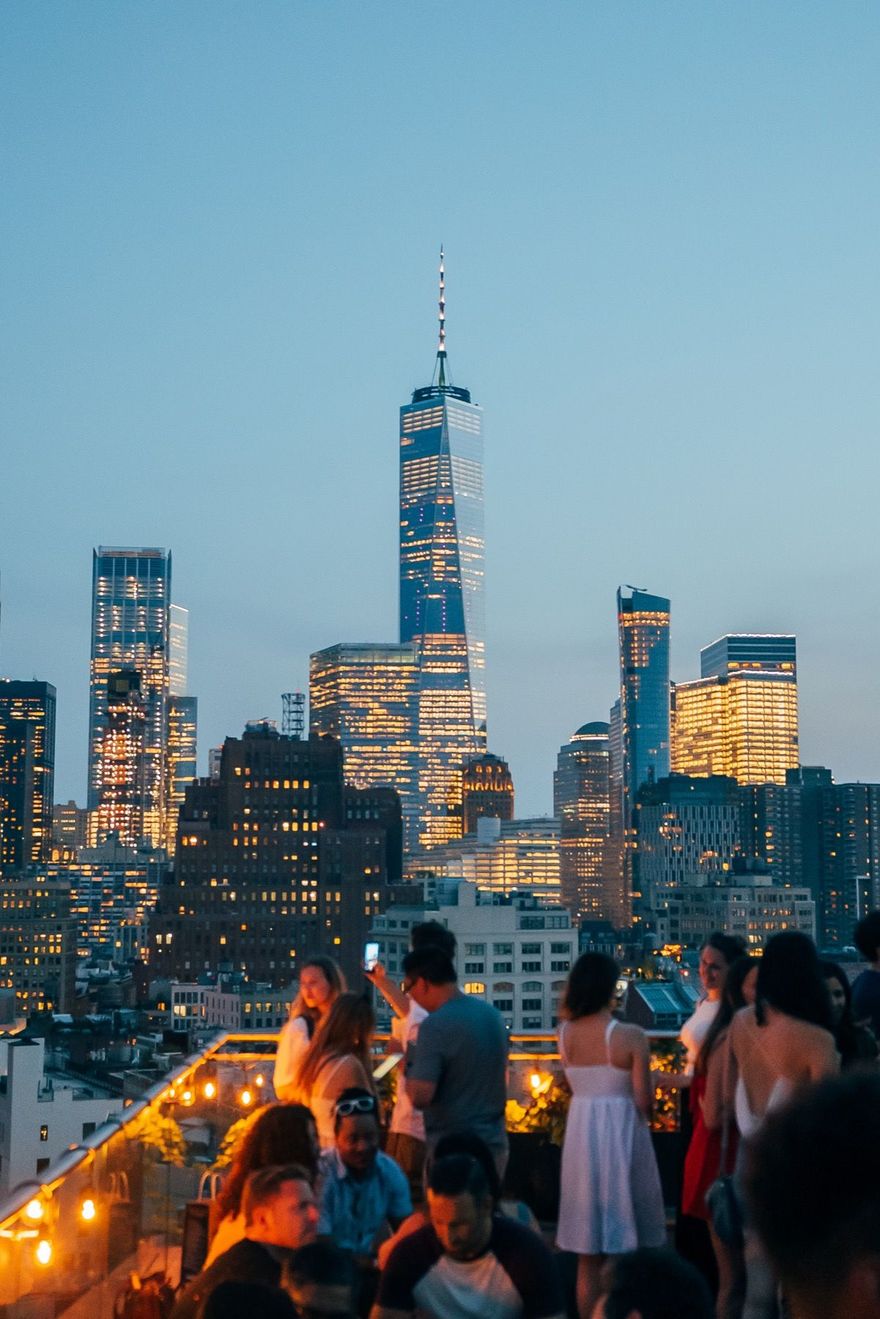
[335,1095,377,1118]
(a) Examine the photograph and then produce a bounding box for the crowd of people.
[165,911,880,1319]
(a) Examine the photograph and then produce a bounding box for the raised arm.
[365,963,410,1021]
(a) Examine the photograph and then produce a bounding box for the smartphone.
[372,1052,403,1081]
[364,941,380,971]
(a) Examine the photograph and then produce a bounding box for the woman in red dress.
[682,954,757,1319]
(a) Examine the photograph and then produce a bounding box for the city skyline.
[3,4,880,814]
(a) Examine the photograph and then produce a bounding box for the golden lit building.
[310,643,420,854]
[672,634,798,786]
[0,878,76,1015]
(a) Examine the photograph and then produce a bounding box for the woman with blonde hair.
[295,991,376,1148]
[273,956,345,1102]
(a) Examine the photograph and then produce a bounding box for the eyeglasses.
[335,1095,377,1118]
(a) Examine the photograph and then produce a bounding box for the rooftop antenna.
[282,692,305,739]
[431,246,451,388]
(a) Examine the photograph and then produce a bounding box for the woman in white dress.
[556,952,666,1318]
[273,956,345,1102]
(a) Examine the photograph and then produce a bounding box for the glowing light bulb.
[36,1239,52,1265]
[203,1081,216,1099]
[240,1088,253,1107]
[80,1197,97,1222]
[529,1072,542,1092]
[25,1198,44,1222]
[181,1089,193,1106]
[255,1074,264,1088]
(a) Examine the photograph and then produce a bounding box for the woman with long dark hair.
[294,991,376,1148]
[273,956,345,1103]
[555,953,666,1318]
[204,1102,319,1266]
[821,959,879,1071]
[707,932,838,1318]
[683,955,757,1318]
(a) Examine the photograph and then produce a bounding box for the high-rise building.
[309,643,420,853]
[0,680,56,875]
[400,253,486,851]
[818,782,880,949]
[167,695,198,845]
[653,871,816,952]
[88,547,172,848]
[637,774,741,907]
[149,723,408,988]
[52,799,89,854]
[554,722,623,924]
[0,877,76,1015]
[672,634,798,785]
[46,837,164,963]
[169,604,189,698]
[404,816,561,904]
[462,753,514,835]
[617,588,671,904]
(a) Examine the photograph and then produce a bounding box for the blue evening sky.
[2,2,879,814]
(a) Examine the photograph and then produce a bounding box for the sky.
[2,2,879,815]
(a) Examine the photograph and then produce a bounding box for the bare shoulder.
[615,1021,649,1054]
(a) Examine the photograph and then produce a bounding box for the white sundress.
[556,1018,666,1256]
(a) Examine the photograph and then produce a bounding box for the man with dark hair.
[590,1248,713,1319]
[410,921,456,957]
[745,1071,880,1319]
[365,920,457,1197]
[171,1165,318,1319]
[402,947,509,1173]
[282,1241,357,1318]
[852,911,880,1035]
[371,1155,565,1319]
[317,1088,411,1256]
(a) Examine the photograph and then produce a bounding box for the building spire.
[437,246,447,386]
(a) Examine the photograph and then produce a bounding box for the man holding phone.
[365,921,457,1200]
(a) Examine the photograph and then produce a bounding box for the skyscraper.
[554,722,622,924]
[309,642,420,852]
[400,252,486,851]
[0,680,56,874]
[149,723,407,988]
[88,547,171,848]
[672,634,799,785]
[461,753,514,835]
[617,588,671,904]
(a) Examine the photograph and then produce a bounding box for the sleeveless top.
[559,1018,632,1096]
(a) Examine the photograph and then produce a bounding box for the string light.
[24,1198,44,1223]
[203,1080,216,1100]
[80,1196,97,1223]
[35,1239,52,1266]
[240,1088,253,1108]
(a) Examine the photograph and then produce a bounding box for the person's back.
[413,990,508,1154]
[403,946,509,1166]
[730,1004,837,1128]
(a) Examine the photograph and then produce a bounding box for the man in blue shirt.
[318,1088,412,1259]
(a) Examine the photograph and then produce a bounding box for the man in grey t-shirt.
[403,946,509,1174]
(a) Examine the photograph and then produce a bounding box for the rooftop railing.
[0,1030,685,1316]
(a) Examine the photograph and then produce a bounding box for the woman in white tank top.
[556,953,666,1319]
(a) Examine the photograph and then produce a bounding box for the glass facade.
[400,347,486,852]
[309,643,420,853]
[167,695,199,845]
[617,588,671,901]
[554,722,623,924]
[673,634,799,786]
[88,548,171,848]
[0,680,56,874]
